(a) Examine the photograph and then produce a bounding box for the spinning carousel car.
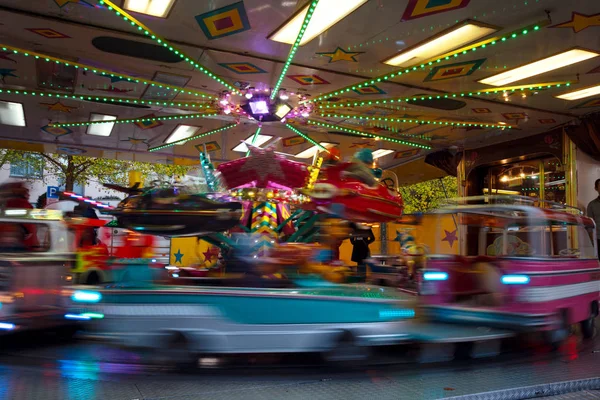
[107,185,242,237]
[303,162,404,223]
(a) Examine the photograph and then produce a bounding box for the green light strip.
[246,126,262,156]
[0,44,214,99]
[285,124,328,152]
[52,113,218,128]
[99,0,239,95]
[270,0,319,100]
[307,120,431,150]
[149,123,238,152]
[0,87,210,108]
[317,81,573,109]
[307,22,544,103]
[320,113,512,129]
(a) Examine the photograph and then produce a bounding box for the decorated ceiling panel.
[0,0,597,169]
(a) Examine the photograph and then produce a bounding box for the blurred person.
[350,223,375,275]
[586,178,600,260]
[0,182,38,249]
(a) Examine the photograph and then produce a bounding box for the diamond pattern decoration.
[352,85,386,95]
[195,2,251,40]
[41,124,72,137]
[26,28,70,39]
[219,62,267,74]
[283,136,307,147]
[287,74,330,85]
[424,58,486,82]
[195,141,221,152]
[402,0,471,21]
[134,114,163,130]
[472,108,491,113]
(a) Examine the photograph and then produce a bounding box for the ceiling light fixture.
[86,113,116,136]
[52,112,217,128]
[149,123,237,152]
[320,113,512,129]
[0,101,26,127]
[479,48,600,86]
[294,142,336,158]
[245,92,253,99]
[279,90,289,100]
[164,125,200,144]
[382,20,499,67]
[555,83,600,100]
[268,0,367,46]
[233,134,273,152]
[371,149,394,159]
[123,0,176,18]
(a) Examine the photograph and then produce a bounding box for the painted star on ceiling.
[0,51,16,63]
[121,137,150,147]
[316,47,364,63]
[39,101,77,113]
[551,12,600,33]
[0,68,18,81]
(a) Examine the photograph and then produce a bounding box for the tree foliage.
[399,176,458,214]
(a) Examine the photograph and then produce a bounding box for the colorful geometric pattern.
[195,141,221,152]
[550,12,600,33]
[316,47,363,63]
[57,146,86,155]
[424,58,486,82]
[219,62,266,74]
[287,74,330,85]
[39,101,76,113]
[352,85,386,95]
[122,137,150,146]
[402,0,471,21]
[250,202,278,254]
[26,28,70,39]
[53,0,93,8]
[41,124,72,137]
[573,98,600,109]
[502,112,528,120]
[283,136,307,147]
[472,108,491,113]
[134,114,163,130]
[539,118,556,124]
[395,149,421,159]
[195,2,251,40]
[277,203,295,236]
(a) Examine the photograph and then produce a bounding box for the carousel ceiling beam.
[304,20,548,104]
[307,120,432,150]
[319,113,514,130]
[285,124,329,153]
[98,0,240,95]
[50,112,218,128]
[270,0,320,100]
[148,123,238,152]
[0,43,214,100]
[0,87,211,109]
[316,81,574,109]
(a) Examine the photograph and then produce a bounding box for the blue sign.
[47,186,60,199]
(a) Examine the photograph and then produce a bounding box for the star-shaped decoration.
[442,230,458,248]
[316,47,364,63]
[39,101,77,113]
[0,51,16,63]
[202,247,220,262]
[551,12,600,33]
[239,147,287,185]
[350,141,374,148]
[53,0,94,8]
[173,249,184,264]
[122,137,150,147]
[0,68,17,81]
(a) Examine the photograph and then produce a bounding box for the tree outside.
[399,176,458,214]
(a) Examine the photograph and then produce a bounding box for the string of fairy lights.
[51,113,218,128]
[319,113,513,129]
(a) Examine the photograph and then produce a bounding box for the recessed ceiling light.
[165,125,200,144]
[555,83,600,100]
[479,48,600,86]
[294,142,336,159]
[123,0,176,18]
[268,0,368,46]
[275,104,292,119]
[233,134,273,152]
[0,101,26,127]
[371,149,394,159]
[86,113,117,137]
[382,20,499,67]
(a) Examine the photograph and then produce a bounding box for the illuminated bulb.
[223,107,231,114]
[279,90,289,100]
[500,175,509,182]
[301,111,310,117]
[267,192,274,198]
[245,92,253,99]
[248,191,255,197]
[520,172,525,178]
[220,99,229,105]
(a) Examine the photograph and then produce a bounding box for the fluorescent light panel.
[0,101,25,127]
[87,113,116,137]
[479,48,600,86]
[123,0,176,18]
[294,142,336,159]
[233,134,273,152]
[269,0,368,46]
[372,149,394,159]
[275,104,292,119]
[555,84,600,100]
[383,21,498,67]
[165,125,200,144]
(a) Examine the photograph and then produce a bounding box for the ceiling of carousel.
[0,0,598,169]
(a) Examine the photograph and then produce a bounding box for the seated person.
[341,149,380,187]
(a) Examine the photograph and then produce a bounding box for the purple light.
[249,100,269,114]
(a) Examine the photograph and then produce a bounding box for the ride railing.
[440,195,583,215]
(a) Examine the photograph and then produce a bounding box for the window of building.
[9,155,43,179]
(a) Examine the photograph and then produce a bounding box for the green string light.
[0,88,210,109]
[0,44,214,99]
[307,120,431,150]
[307,21,545,103]
[270,0,319,100]
[148,123,238,152]
[285,124,328,152]
[246,126,262,156]
[317,81,572,109]
[320,113,512,129]
[51,112,218,128]
[99,0,239,95]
